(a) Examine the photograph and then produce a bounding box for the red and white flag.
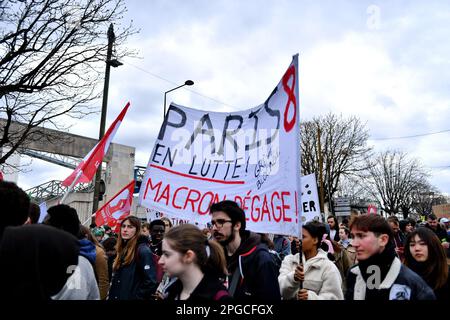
[95,180,135,231]
[368,204,377,215]
[62,102,131,187]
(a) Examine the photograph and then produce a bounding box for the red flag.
[368,204,377,215]
[62,102,131,187]
[95,180,134,230]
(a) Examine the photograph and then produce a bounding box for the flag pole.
[82,213,96,227]
[298,239,303,290]
[292,53,304,293]
[60,170,83,204]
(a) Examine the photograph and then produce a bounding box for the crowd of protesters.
[0,180,449,301]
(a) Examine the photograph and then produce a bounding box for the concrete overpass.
[1,118,137,224]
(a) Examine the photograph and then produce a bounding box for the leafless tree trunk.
[301,113,372,211]
[0,0,136,172]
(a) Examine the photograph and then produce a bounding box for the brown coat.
[95,245,110,300]
[333,247,351,293]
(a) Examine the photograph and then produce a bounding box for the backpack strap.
[213,290,229,301]
[228,262,242,297]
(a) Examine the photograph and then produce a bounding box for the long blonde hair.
[113,216,141,271]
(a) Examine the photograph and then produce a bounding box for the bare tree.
[0,0,135,172]
[337,175,375,204]
[409,183,447,218]
[301,113,372,210]
[364,150,429,218]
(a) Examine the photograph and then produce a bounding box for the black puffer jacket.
[226,231,281,301]
[108,235,158,300]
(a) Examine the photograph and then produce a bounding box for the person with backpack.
[159,224,230,301]
[210,200,281,301]
[108,216,158,300]
[278,221,344,300]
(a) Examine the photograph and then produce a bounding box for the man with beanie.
[346,214,435,300]
[210,200,281,301]
[44,204,100,300]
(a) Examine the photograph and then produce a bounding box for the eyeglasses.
[210,219,233,228]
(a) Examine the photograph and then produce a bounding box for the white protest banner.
[139,55,300,236]
[145,208,190,227]
[300,173,322,223]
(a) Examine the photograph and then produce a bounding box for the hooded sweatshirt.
[225,231,281,301]
[0,224,79,300]
[51,239,100,300]
[79,238,96,265]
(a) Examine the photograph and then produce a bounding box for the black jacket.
[108,236,158,300]
[425,224,449,243]
[166,273,231,302]
[226,231,281,301]
[409,261,450,301]
[434,266,450,301]
[0,224,79,300]
[346,257,436,300]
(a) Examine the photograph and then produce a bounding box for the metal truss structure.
[26,180,94,203]
[20,150,81,169]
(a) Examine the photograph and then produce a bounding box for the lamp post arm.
[165,84,187,95]
[164,84,187,118]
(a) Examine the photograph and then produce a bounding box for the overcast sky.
[17,0,450,195]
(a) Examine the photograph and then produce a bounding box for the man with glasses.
[210,200,281,301]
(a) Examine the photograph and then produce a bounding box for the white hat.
[440,217,449,223]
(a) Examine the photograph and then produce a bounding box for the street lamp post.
[91,24,122,224]
[163,80,194,119]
